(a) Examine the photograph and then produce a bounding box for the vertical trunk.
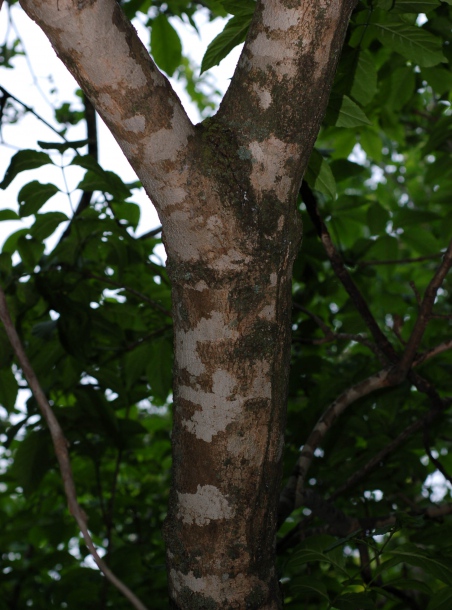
[164,266,293,609]
[162,151,301,607]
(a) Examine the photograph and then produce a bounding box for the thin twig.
[392,239,452,381]
[59,93,98,242]
[329,404,446,501]
[0,86,68,142]
[358,254,442,267]
[413,338,452,367]
[139,226,162,240]
[0,285,149,610]
[294,303,381,358]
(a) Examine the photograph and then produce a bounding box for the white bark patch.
[270,272,278,286]
[262,4,301,31]
[180,371,241,442]
[246,33,298,79]
[177,484,234,526]
[170,570,267,604]
[249,137,297,200]
[145,105,192,164]
[123,115,145,133]
[180,362,271,441]
[69,2,148,92]
[252,85,273,110]
[176,313,238,377]
[258,303,276,321]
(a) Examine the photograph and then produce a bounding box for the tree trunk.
[163,133,301,606]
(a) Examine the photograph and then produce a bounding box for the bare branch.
[278,367,394,524]
[301,181,395,364]
[392,239,452,380]
[0,85,68,142]
[329,403,447,501]
[59,93,99,242]
[294,304,381,358]
[0,285,149,610]
[413,338,452,367]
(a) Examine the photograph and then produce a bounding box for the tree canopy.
[1,0,452,608]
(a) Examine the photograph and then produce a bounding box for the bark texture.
[19,0,356,607]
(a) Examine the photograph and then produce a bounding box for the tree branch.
[19,0,194,215]
[390,239,452,381]
[218,0,358,189]
[301,181,395,363]
[0,285,149,610]
[329,402,448,501]
[294,303,381,359]
[278,367,394,525]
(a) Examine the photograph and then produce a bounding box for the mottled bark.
[19,0,356,607]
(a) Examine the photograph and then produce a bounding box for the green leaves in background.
[370,18,446,67]
[0,150,54,189]
[326,95,372,128]
[18,181,60,217]
[151,14,182,76]
[305,149,337,200]
[201,0,255,72]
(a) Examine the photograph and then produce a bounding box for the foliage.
[0,0,452,608]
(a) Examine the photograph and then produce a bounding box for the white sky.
[0,4,242,249]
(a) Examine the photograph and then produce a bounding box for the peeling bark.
[19,0,357,607]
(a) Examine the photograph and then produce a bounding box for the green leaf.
[427,587,452,610]
[30,212,68,241]
[377,0,441,11]
[372,20,446,67]
[359,128,383,162]
[364,235,399,261]
[333,592,376,609]
[38,139,88,152]
[151,14,182,76]
[147,338,173,404]
[201,14,251,73]
[367,202,390,234]
[10,430,53,496]
[18,181,60,217]
[0,209,19,221]
[0,368,18,411]
[326,95,372,128]
[421,66,452,96]
[349,51,378,106]
[2,228,29,254]
[389,544,452,586]
[221,0,256,16]
[71,155,131,199]
[0,150,54,189]
[17,235,45,270]
[110,201,141,230]
[291,576,330,602]
[305,149,337,199]
[401,227,441,255]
